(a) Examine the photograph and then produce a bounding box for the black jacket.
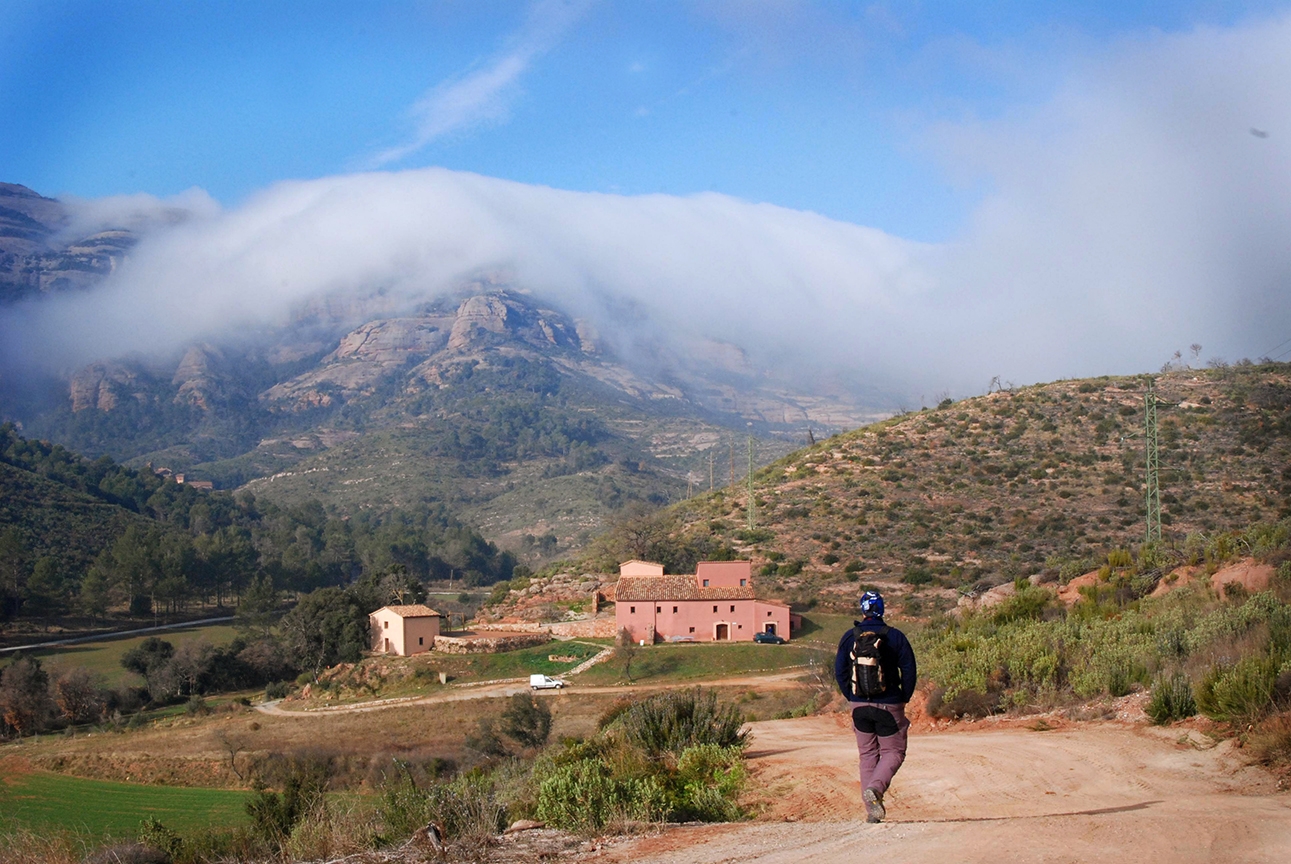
[834,617,917,704]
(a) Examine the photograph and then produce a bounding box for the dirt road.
[602,713,1291,864]
[255,670,812,716]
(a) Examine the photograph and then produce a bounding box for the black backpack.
[850,623,889,699]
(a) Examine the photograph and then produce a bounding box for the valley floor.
[598,714,1291,864]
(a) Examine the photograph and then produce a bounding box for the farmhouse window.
[702,579,710,587]
[730,605,735,612]
[418,637,423,645]
[656,606,661,613]
[740,579,747,586]
[673,606,678,613]
[630,606,636,614]
[767,611,772,616]
[713,605,718,612]
[383,621,388,629]
[689,627,695,633]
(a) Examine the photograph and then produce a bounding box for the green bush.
[991,585,1054,624]
[245,761,329,848]
[535,758,666,831]
[499,693,552,750]
[617,689,748,757]
[1195,654,1283,722]
[672,744,747,821]
[376,768,506,844]
[1146,673,1196,724]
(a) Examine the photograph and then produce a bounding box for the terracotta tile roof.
[378,604,443,618]
[612,575,757,602]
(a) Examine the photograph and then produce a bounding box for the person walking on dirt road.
[835,590,917,824]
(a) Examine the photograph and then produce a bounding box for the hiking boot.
[863,788,885,823]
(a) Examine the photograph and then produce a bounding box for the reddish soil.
[597,713,1291,864]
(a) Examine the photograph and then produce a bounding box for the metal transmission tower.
[1143,380,1162,544]
[747,428,755,531]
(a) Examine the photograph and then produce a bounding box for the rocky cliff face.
[69,362,142,412]
[0,184,137,302]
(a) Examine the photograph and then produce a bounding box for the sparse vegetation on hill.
[577,365,1290,609]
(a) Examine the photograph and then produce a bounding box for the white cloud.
[372,0,596,165]
[4,14,1291,401]
[58,188,221,241]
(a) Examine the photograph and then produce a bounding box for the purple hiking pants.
[847,701,909,795]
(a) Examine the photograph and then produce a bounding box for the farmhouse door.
[765,623,777,635]
[715,623,729,641]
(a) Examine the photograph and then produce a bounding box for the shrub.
[264,680,291,700]
[902,567,933,586]
[991,585,1053,624]
[0,655,55,735]
[535,758,666,831]
[137,818,185,860]
[499,693,553,750]
[1146,673,1196,724]
[673,744,746,822]
[378,769,505,844]
[618,689,748,757]
[245,760,329,848]
[1195,654,1282,722]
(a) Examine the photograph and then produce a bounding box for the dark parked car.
[753,631,786,644]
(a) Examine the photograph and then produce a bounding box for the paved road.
[0,616,236,654]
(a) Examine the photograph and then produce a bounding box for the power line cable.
[1258,335,1291,358]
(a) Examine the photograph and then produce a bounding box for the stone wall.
[432,632,551,655]
[549,618,618,638]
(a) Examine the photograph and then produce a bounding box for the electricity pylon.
[747,428,755,531]
[1144,380,1162,544]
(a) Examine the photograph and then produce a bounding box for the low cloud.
[4,15,1291,400]
[57,188,221,242]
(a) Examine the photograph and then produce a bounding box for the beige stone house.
[370,604,443,656]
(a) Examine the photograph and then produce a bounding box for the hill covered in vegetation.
[566,363,1290,610]
[0,423,516,630]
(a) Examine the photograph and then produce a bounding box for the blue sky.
[4,0,1287,242]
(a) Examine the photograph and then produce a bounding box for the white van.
[529,674,565,690]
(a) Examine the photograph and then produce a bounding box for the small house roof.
[375,604,443,618]
[613,575,756,603]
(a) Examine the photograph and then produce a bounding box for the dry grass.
[12,691,625,788]
[0,825,82,864]
[1248,711,1291,769]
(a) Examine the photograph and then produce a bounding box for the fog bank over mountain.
[4,15,1291,399]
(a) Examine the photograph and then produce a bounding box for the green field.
[422,639,604,683]
[575,639,829,686]
[0,770,248,838]
[32,623,241,688]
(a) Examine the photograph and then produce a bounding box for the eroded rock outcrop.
[70,362,140,412]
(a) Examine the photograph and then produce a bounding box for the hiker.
[834,590,917,824]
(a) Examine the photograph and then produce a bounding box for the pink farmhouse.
[370,604,442,656]
[613,560,791,643]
